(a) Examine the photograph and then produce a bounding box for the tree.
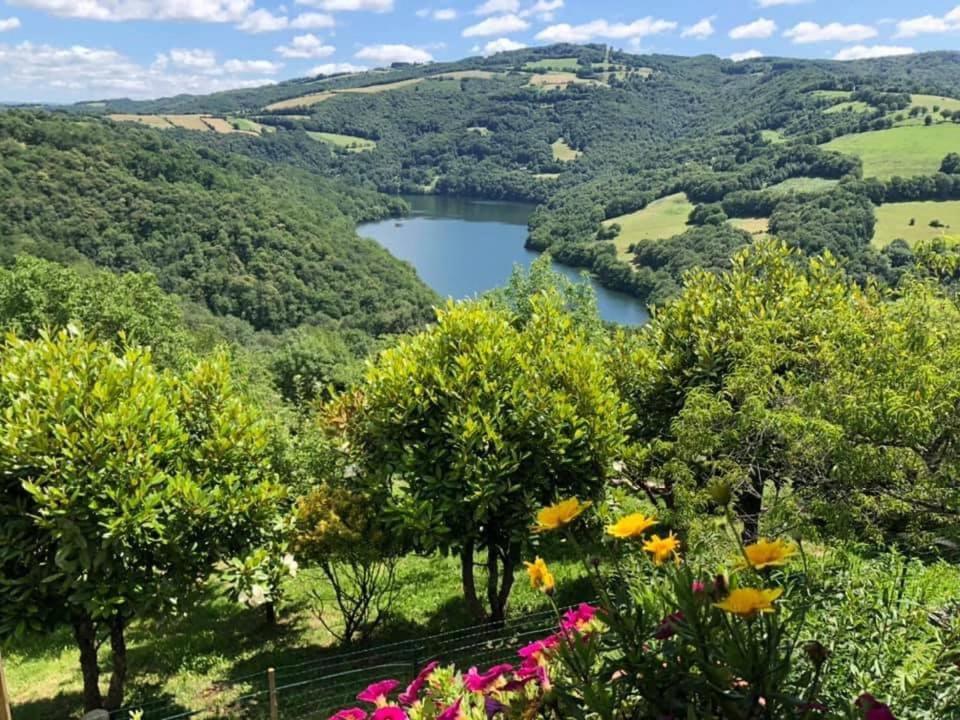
[941,152,960,175]
[0,329,284,711]
[339,293,629,621]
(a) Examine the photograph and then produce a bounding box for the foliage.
[0,328,284,710]
[268,325,374,404]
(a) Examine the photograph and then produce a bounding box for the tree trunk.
[72,614,103,711]
[486,545,501,625]
[460,541,486,620]
[736,476,764,543]
[493,547,516,624]
[106,615,127,711]
[264,601,277,627]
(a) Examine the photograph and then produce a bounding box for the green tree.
[340,293,629,621]
[0,329,284,711]
[941,152,960,174]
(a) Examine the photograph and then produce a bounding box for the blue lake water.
[359,195,650,326]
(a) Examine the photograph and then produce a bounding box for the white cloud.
[6,0,253,22]
[275,33,334,58]
[519,0,562,21]
[463,13,529,36]
[0,17,20,31]
[291,11,334,28]
[295,0,392,11]
[833,44,915,60]
[729,18,776,39]
[681,16,714,39]
[535,17,677,43]
[475,0,518,15]
[895,7,960,38]
[433,7,456,20]
[0,41,276,102]
[757,0,809,6]
[784,21,876,44]
[730,49,763,61]
[310,62,366,75]
[237,8,288,32]
[354,43,433,64]
[223,58,283,73]
[482,37,526,54]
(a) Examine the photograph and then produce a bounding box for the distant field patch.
[872,201,960,248]
[729,217,769,235]
[551,138,581,162]
[824,101,871,114]
[890,94,960,126]
[761,129,785,144]
[764,177,839,195]
[230,117,271,134]
[528,72,604,90]
[165,115,213,131]
[431,70,500,80]
[823,124,960,179]
[524,57,580,72]
[337,78,423,94]
[466,126,491,136]
[201,117,235,133]
[811,90,852,100]
[306,131,376,152]
[533,172,560,180]
[604,192,694,260]
[108,114,263,135]
[108,114,173,129]
[264,92,335,111]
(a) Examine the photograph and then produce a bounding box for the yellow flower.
[714,588,783,618]
[642,532,681,565]
[738,538,797,570]
[524,557,555,593]
[606,513,657,540]
[534,498,592,532]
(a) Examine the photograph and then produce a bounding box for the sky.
[0,0,958,103]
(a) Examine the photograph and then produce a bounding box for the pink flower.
[357,680,400,707]
[654,611,684,640]
[517,635,558,665]
[560,603,598,633]
[398,661,439,706]
[516,661,551,691]
[329,709,367,720]
[436,698,462,720]
[372,708,408,720]
[856,694,897,720]
[691,580,706,594]
[464,663,514,693]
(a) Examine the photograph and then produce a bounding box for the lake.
[359,195,650,326]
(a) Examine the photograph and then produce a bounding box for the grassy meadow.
[872,200,960,247]
[729,217,769,235]
[764,176,839,195]
[306,131,377,152]
[551,138,581,162]
[264,92,336,111]
[822,124,960,179]
[523,57,580,72]
[824,100,871,114]
[605,192,694,259]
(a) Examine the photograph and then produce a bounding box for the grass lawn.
[872,200,960,248]
[604,192,694,260]
[306,132,377,152]
[729,217,769,235]
[764,177,839,195]
[551,138,581,162]
[523,57,580,72]
[822,124,960,179]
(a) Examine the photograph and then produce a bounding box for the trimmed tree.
[0,328,284,711]
[338,292,629,622]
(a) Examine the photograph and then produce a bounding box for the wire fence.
[108,605,571,720]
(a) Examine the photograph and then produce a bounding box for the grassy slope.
[523,57,580,71]
[765,177,840,195]
[729,217,770,235]
[551,138,581,162]
[306,131,376,152]
[605,193,695,260]
[822,124,960,179]
[872,200,960,247]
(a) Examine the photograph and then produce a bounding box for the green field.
[729,217,769,235]
[523,57,580,72]
[306,131,376,152]
[811,90,852,101]
[764,177,839,195]
[872,200,960,248]
[551,138,582,162]
[891,94,960,126]
[824,101,871,114]
[761,129,785,144]
[822,124,960,179]
[604,192,694,259]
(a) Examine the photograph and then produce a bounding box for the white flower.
[282,553,299,577]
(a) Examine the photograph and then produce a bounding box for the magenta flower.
[654,611,684,640]
[691,580,706,594]
[464,663,514,693]
[515,661,551,691]
[371,708,408,720]
[357,680,401,706]
[560,603,598,633]
[328,709,367,720]
[436,698,462,720]
[856,694,897,720]
[398,661,439,706]
[517,635,558,664]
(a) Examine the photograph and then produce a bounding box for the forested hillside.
[95,44,960,306]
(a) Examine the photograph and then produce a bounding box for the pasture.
[872,200,960,247]
[764,176,839,195]
[431,70,500,80]
[524,57,580,72]
[528,72,605,90]
[551,138,581,162]
[891,94,960,125]
[337,78,424,94]
[822,124,960,179]
[264,91,336,111]
[729,217,770,235]
[810,90,852,101]
[824,100,871,114]
[604,192,694,260]
[108,114,266,134]
[306,131,377,152]
[761,129,785,144]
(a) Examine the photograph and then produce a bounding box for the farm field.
[528,72,605,90]
[337,78,424,94]
[431,70,500,80]
[551,138,581,162]
[890,94,960,126]
[605,192,694,260]
[523,56,580,72]
[872,200,960,247]
[729,217,770,235]
[824,100,871,114]
[822,124,960,179]
[108,114,263,134]
[761,129,785,144]
[264,91,336,111]
[306,131,376,152]
[764,177,839,195]
[811,90,852,100]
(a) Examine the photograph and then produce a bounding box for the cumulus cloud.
[0,17,20,31]
[783,21,876,44]
[237,9,333,32]
[833,44,915,60]
[310,61,366,75]
[417,6,456,20]
[474,0,518,15]
[535,17,677,43]
[6,0,253,22]
[223,58,283,73]
[681,16,714,39]
[519,0,562,22]
[0,41,276,102]
[291,12,335,28]
[354,43,432,64]
[482,37,526,54]
[730,49,763,61]
[295,0,392,11]
[274,33,334,58]
[463,13,529,36]
[895,7,960,38]
[729,18,776,39]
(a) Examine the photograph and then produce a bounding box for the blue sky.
[0,0,958,102]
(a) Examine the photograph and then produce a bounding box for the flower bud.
[707,478,733,507]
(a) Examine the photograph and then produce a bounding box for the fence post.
[0,650,11,720]
[268,667,278,720]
